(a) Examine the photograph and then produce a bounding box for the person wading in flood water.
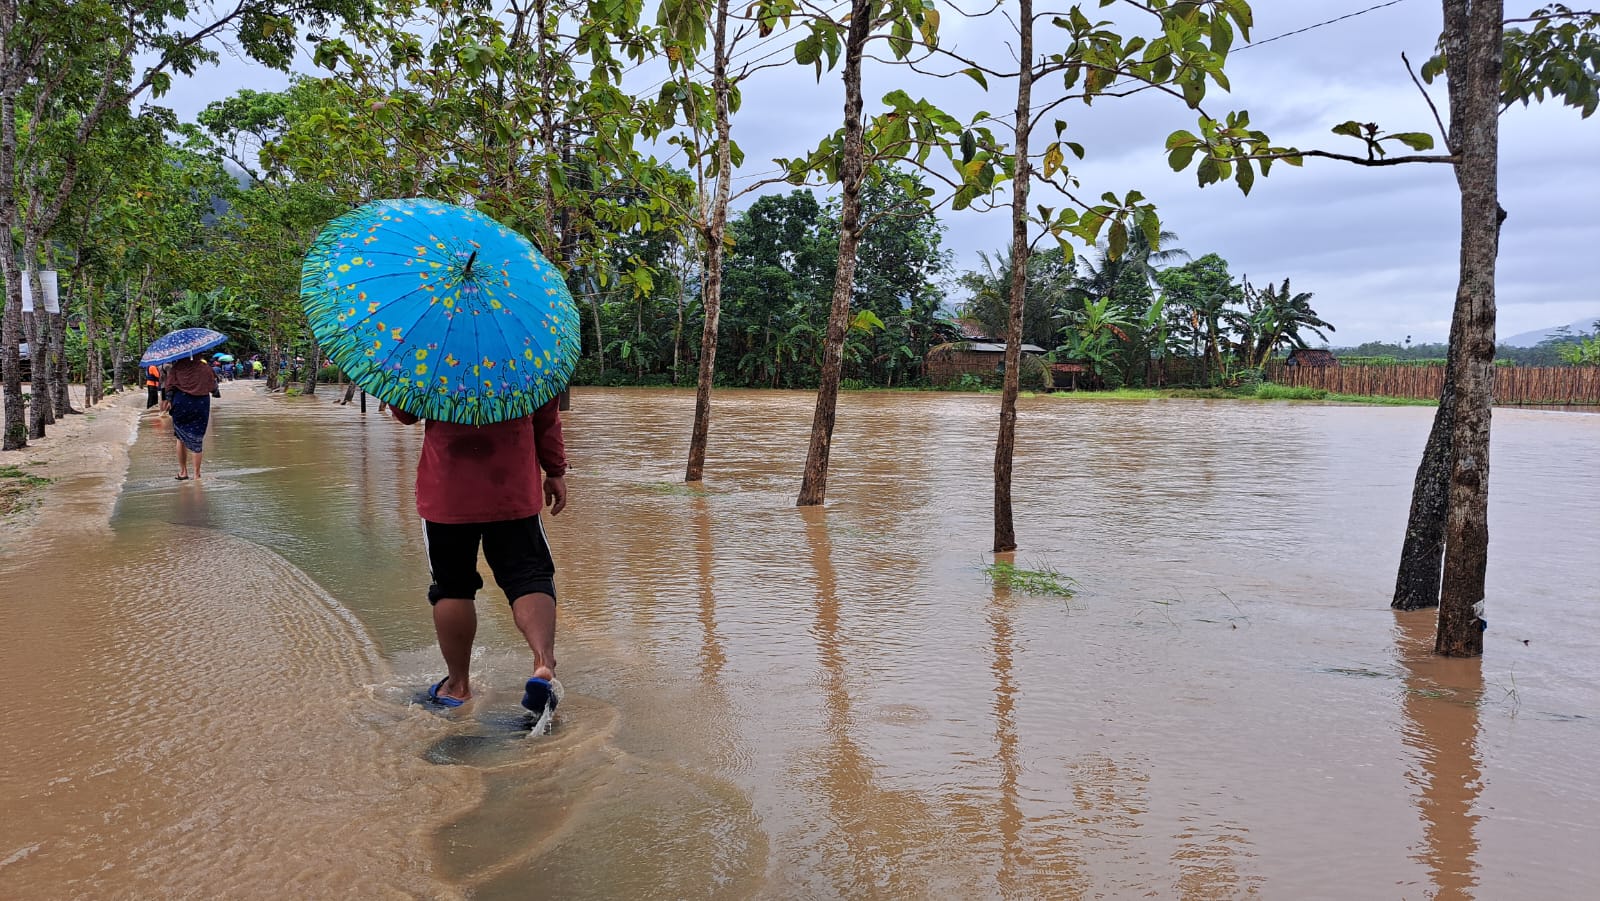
[389,398,567,720]
[160,355,220,480]
[145,363,162,410]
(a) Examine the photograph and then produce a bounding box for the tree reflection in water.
[1395,610,1483,899]
[801,506,940,897]
[690,494,726,683]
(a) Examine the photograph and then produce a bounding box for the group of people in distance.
[144,352,568,724]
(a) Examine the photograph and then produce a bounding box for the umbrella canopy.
[300,198,581,425]
[213,353,235,362]
[141,328,228,366]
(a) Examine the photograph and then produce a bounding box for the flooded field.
[3,385,1597,898]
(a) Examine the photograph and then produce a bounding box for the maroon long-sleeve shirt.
[391,398,567,524]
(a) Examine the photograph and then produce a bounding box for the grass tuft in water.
[984,561,1077,597]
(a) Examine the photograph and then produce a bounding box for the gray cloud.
[153,0,1598,344]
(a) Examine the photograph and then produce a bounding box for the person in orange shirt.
[145,364,162,409]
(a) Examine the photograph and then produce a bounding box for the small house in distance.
[1286,348,1339,367]
[1049,361,1091,390]
[928,318,1049,385]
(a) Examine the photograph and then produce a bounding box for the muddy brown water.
[2,386,1597,899]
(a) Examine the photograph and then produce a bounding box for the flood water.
[3,385,1597,899]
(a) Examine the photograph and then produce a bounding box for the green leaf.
[1165,129,1198,150]
[1387,132,1436,151]
[1234,158,1255,195]
[1138,209,1161,251]
[1107,219,1127,261]
[1210,15,1233,56]
[1331,120,1364,139]
[795,35,820,66]
[962,67,988,90]
[1168,144,1197,171]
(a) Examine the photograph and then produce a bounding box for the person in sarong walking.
[160,355,220,481]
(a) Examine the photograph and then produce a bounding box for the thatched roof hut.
[1286,348,1339,367]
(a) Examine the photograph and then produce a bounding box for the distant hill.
[1502,316,1600,347]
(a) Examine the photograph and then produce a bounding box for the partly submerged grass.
[0,464,52,516]
[1043,388,1165,401]
[1323,392,1436,406]
[1252,383,1327,400]
[984,561,1077,597]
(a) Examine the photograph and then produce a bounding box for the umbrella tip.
[464,250,478,278]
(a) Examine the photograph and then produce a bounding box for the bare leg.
[192,451,204,480]
[175,440,189,478]
[510,592,557,680]
[432,598,477,701]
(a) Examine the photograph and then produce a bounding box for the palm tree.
[1070,230,1187,385]
[1054,296,1134,384]
[1229,278,1334,368]
[956,247,1077,347]
[160,288,257,342]
[1072,228,1189,303]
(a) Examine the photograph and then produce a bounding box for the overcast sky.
[155,0,1599,346]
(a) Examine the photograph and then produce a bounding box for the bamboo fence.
[1267,363,1600,405]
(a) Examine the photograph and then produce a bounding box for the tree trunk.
[589,286,604,376]
[49,248,76,414]
[85,274,100,404]
[1435,0,1502,657]
[22,230,54,438]
[112,276,142,394]
[685,0,735,483]
[672,244,687,385]
[301,342,322,395]
[797,0,871,507]
[52,307,75,413]
[0,81,25,450]
[1392,354,1455,610]
[266,340,280,391]
[1393,305,1464,610]
[994,0,1034,552]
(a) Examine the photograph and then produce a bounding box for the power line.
[1237,0,1416,52]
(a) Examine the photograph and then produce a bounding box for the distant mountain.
[1502,316,1600,348]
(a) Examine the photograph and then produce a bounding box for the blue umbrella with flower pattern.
[141,328,228,366]
[300,198,581,425]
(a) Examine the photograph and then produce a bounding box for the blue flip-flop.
[521,677,558,715]
[427,678,465,708]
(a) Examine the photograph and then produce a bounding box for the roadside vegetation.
[0,464,52,517]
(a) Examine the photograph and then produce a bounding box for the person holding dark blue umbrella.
[142,328,226,481]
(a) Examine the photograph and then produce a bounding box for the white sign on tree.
[21,270,60,313]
